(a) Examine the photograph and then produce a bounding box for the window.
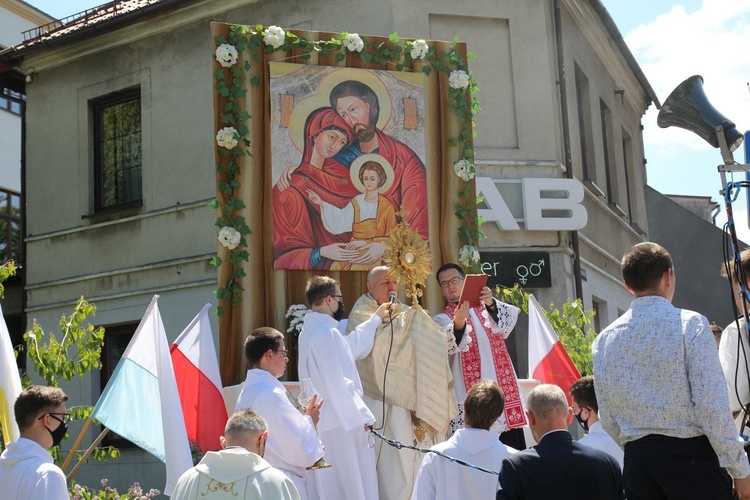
[93,88,142,212]
[0,88,24,116]
[592,297,604,332]
[100,322,139,447]
[0,188,21,263]
[575,65,600,195]
[621,128,634,221]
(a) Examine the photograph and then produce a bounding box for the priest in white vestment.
[235,327,324,500]
[171,409,300,500]
[298,275,393,500]
[347,266,457,500]
[433,263,527,436]
[411,380,517,500]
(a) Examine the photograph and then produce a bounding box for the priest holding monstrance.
[346,222,457,500]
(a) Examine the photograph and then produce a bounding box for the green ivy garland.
[211,25,483,313]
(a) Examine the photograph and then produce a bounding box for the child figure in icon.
[307,157,397,271]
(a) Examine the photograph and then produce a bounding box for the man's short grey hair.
[225,409,267,441]
[527,384,568,420]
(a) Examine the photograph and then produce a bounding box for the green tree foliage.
[500,284,596,376]
[21,296,120,463]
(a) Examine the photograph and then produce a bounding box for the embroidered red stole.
[444,302,527,430]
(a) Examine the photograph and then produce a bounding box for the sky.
[24,0,750,239]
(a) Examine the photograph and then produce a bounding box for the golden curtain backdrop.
[211,23,473,385]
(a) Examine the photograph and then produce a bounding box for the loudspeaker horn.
[657,75,743,152]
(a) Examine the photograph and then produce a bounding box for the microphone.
[388,292,396,317]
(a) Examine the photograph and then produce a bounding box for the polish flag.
[527,294,581,404]
[170,303,228,453]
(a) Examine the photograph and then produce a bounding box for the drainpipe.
[554,0,584,300]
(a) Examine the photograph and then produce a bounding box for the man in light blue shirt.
[593,242,750,499]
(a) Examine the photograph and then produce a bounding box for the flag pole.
[66,427,110,483]
[61,417,93,473]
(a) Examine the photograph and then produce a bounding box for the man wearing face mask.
[298,275,393,500]
[0,385,69,500]
[569,376,623,469]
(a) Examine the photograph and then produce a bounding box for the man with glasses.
[298,275,392,500]
[0,385,69,499]
[235,327,324,500]
[569,376,623,469]
[433,263,526,446]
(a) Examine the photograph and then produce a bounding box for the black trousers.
[623,434,733,500]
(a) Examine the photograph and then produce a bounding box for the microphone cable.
[373,293,397,432]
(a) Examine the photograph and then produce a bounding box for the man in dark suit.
[497,384,623,500]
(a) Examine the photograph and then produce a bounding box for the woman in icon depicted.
[306,158,397,271]
[272,107,363,270]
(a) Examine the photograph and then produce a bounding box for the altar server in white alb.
[171,409,300,500]
[297,275,393,500]
[411,379,517,500]
[235,327,324,500]
[0,386,70,500]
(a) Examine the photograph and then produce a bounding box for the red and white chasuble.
[440,301,527,430]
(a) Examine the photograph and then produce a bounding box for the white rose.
[448,70,470,90]
[344,33,364,52]
[263,25,286,49]
[453,159,475,182]
[459,245,480,268]
[216,127,239,149]
[215,43,238,68]
[218,226,241,250]
[410,39,429,60]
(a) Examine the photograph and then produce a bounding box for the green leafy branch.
[499,284,597,376]
[22,296,120,463]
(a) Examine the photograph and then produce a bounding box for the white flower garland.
[343,33,364,52]
[215,43,238,68]
[218,226,241,250]
[216,127,239,149]
[459,244,480,268]
[410,39,429,60]
[448,69,470,90]
[263,25,286,49]
[453,159,475,182]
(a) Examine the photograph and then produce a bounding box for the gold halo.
[287,66,393,153]
[350,154,395,194]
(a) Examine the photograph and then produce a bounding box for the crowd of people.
[4,243,750,499]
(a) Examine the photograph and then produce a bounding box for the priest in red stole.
[433,263,527,438]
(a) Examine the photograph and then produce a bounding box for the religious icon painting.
[270,62,429,271]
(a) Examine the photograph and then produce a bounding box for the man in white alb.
[298,275,393,500]
[235,326,324,500]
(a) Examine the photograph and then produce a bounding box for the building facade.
[0,0,657,489]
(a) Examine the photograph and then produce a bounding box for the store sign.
[481,251,552,288]
[476,177,588,231]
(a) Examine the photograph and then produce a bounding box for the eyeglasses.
[275,349,289,359]
[330,294,344,302]
[439,276,464,289]
[39,412,71,424]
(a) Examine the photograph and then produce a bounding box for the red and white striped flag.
[170,304,228,453]
[527,294,581,404]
